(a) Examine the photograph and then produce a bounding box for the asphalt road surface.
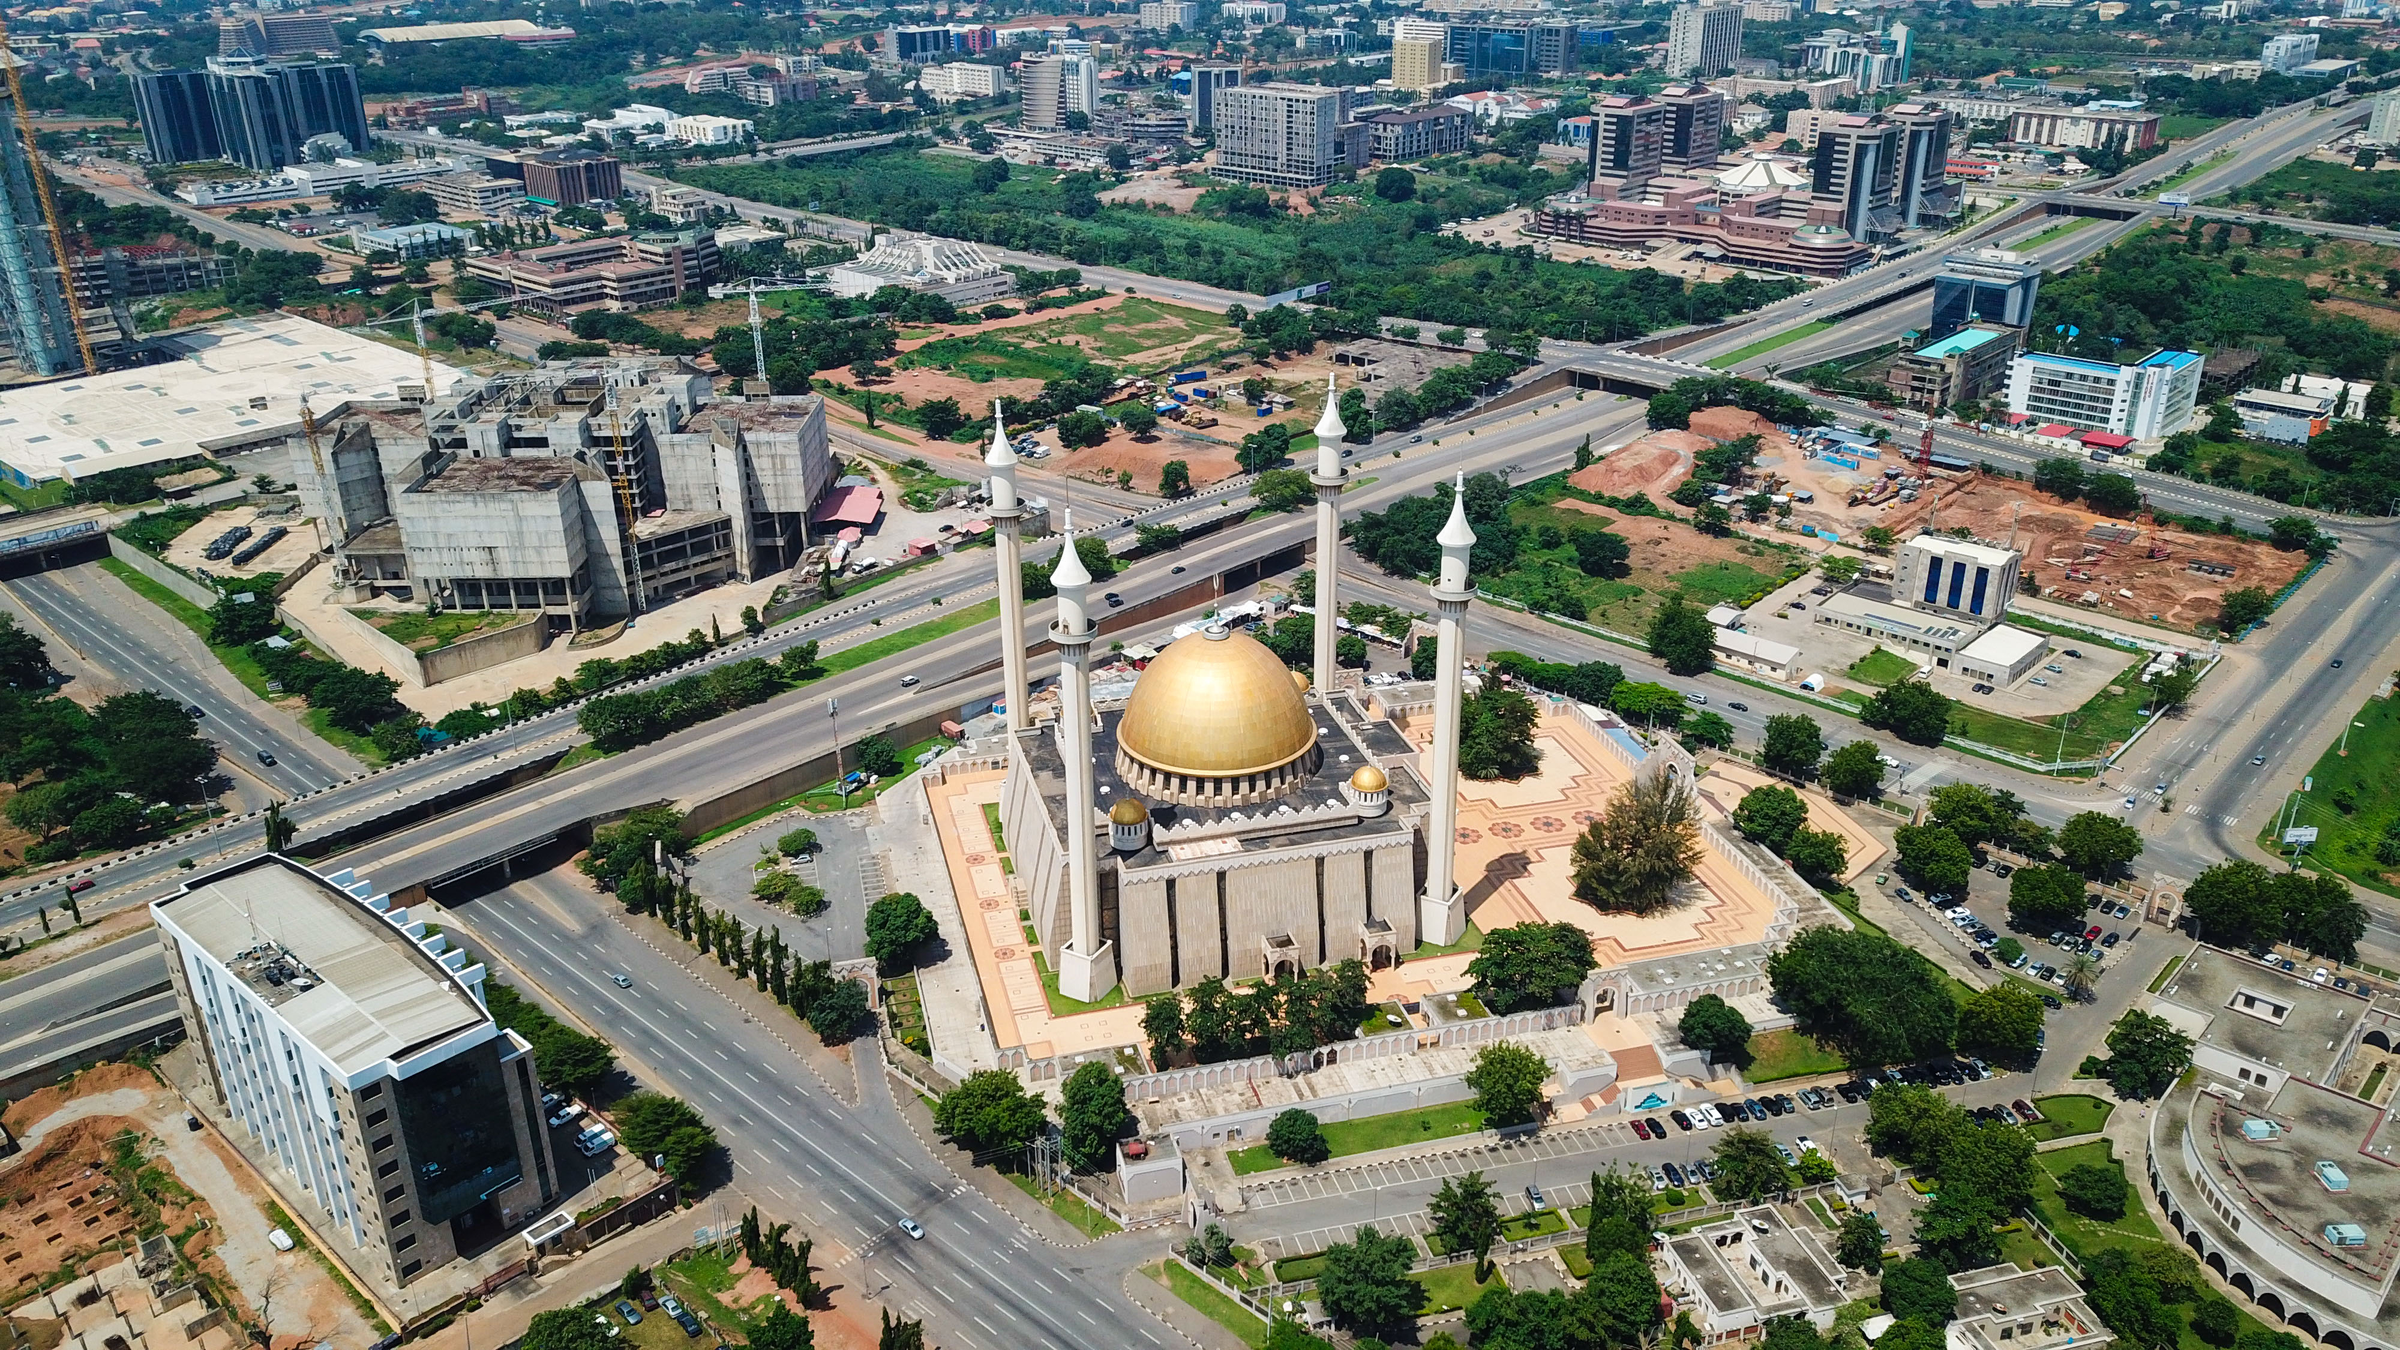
[2,565,354,796]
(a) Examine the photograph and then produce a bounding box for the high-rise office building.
[139,57,370,171]
[1139,0,1200,28]
[1658,82,1727,171]
[2004,348,2201,439]
[134,69,224,166]
[1889,101,1956,230]
[1019,53,1096,130]
[1392,38,1446,93]
[1445,22,1578,78]
[1587,94,1666,191]
[1665,4,1742,78]
[886,25,952,63]
[0,86,80,377]
[1185,64,1243,130]
[511,148,624,206]
[1810,114,1900,238]
[217,12,340,57]
[1214,82,1341,188]
[2261,32,2318,74]
[154,857,560,1290]
[1928,249,2041,341]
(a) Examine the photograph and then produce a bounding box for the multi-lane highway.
[3,564,354,797]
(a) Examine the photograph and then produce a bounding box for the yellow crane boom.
[0,13,98,376]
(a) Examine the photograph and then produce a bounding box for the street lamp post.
[2341,720,2364,757]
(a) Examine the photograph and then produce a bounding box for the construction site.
[1875,475,2313,632]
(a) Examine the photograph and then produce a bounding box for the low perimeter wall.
[106,536,219,609]
[281,602,548,688]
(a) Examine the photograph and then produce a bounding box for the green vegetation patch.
[2028,1141,2168,1260]
[822,597,1001,675]
[1004,1172,1122,1237]
[1150,1261,1267,1348]
[897,331,1096,382]
[1227,1100,1489,1173]
[2256,689,2400,896]
[1413,1261,1504,1315]
[1744,1028,1847,1083]
[2024,1094,2115,1142]
[1846,647,1921,688]
[358,609,520,652]
[2018,216,2100,249]
[1705,320,1836,370]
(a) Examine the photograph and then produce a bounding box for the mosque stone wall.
[1172,873,1227,984]
[1320,849,1368,966]
[1226,858,1315,978]
[1371,842,1418,952]
[1118,871,1174,997]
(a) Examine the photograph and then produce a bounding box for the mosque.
[987,383,1483,1002]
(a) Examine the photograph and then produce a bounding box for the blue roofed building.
[1886,322,2019,409]
[2004,346,2201,440]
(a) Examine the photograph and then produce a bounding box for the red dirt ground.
[1569,429,1711,497]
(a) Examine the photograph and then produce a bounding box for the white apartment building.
[1140,0,1200,27]
[1667,3,1743,78]
[1214,81,1341,187]
[154,858,559,1291]
[2262,31,2319,73]
[2005,348,2202,439]
[667,114,755,145]
[1896,535,2021,626]
[919,62,1009,102]
[1223,1,1288,21]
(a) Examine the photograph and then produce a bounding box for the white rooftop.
[0,314,461,486]
[157,858,490,1075]
[1714,626,1801,665]
[1903,534,2021,568]
[1958,623,2048,665]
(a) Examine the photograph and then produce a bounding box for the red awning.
[2079,431,2135,449]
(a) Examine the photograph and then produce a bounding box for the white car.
[1795,1136,1821,1156]
[1702,1103,1726,1127]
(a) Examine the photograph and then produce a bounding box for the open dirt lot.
[159,506,317,582]
[1,1064,377,1348]
[1878,477,2312,631]
[1568,430,1708,498]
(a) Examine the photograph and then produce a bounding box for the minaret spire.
[1422,473,1476,946]
[985,400,1030,731]
[1310,372,1348,700]
[1049,510,1114,1003]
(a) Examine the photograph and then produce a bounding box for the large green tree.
[1820,740,1886,800]
[1767,927,1958,1070]
[1058,1061,1129,1172]
[1646,597,1717,676]
[1467,922,1598,1014]
[1429,1171,1503,1273]
[1584,1163,1655,1265]
[1893,823,1973,897]
[1465,1040,1551,1127]
[1957,982,2045,1064]
[1732,784,1810,855]
[2008,865,2089,933]
[1710,1127,1793,1200]
[2104,1010,2195,1098]
[863,892,938,972]
[1315,1225,1420,1338]
[1760,714,1826,780]
[1861,681,1953,746]
[932,1070,1046,1156]
[1459,685,1543,781]
[1678,993,1755,1067]
[1570,772,1702,914]
[2057,810,2144,878]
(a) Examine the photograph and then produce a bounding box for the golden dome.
[1117,625,1319,778]
[1349,764,1388,793]
[1109,796,1150,825]
[1292,671,1311,693]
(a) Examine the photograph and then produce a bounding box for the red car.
[1630,1118,1652,1139]
[2085,926,2103,941]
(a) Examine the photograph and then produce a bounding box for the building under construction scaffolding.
[288,359,834,625]
[0,79,85,377]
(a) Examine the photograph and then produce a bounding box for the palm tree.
[2064,953,2101,1003]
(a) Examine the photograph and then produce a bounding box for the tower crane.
[0,12,99,375]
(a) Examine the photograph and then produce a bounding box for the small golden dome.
[1109,796,1150,825]
[1292,671,1311,693]
[1117,625,1320,778]
[1349,764,1388,793]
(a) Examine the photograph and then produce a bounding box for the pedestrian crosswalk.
[2183,805,2241,827]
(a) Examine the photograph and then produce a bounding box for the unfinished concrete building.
[288,359,833,625]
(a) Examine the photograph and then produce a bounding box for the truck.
[1171,369,1207,384]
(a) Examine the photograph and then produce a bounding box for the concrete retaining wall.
[674,705,960,838]
[284,603,548,688]
[106,535,218,609]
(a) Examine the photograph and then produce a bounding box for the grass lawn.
[1007,296,1232,365]
[2255,689,2400,897]
[360,608,518,651]
[96,557,380,763]
[1413,1262,1504,1315]
[1227,1100,1489,1174]
[1705,320,1836,370]
[1846,646,1921,688]
[2157,114,2229,140]
[898,331,1097,382]
[1948,683,2154,764]
[2025,1094,2114,1142]
[2029,1141,2170,1261]
[1004,1172,1122,1237]
[1409,921,1484,960]
[1360,1001,1410,1037]
[1029,944,1132,1016]
[1273,1253,1328,1283]
[0,477,70,512]
[1149,1261,1267,1349]
[821,597,1000,674]
[2149,952,2186,993]
[1746,1028,1847,1082]
[2018,216,2099,248]
[1669,559,1794,607]
[2145,152,2235,199]
[1995,1220,2060,1271]
[552,743,610,774]
[1561,1245,1594,1278]
[789,733,954,813]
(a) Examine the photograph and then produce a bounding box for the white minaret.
[1310,373,1347,700]
[1049,512,1114,1003]
[985,400,1030,731]
[1421,474,1476,947]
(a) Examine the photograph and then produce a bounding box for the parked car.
[1970,682,1994,695]
[615,1301,644,1326]
[1661,1163,1686,1188]
[2103,931,2122,948]
[1526,1183,1547,1209]
[1970,949,1993,968]
[1645,1117,1666,1137]
[548,1103,583,1128]
[1631,1117,1653,1139]
[661,1297,702,1338]
[593,1316,620,1341]
[1670,1110,1694,1131]
[1775,1142,1799,1167]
